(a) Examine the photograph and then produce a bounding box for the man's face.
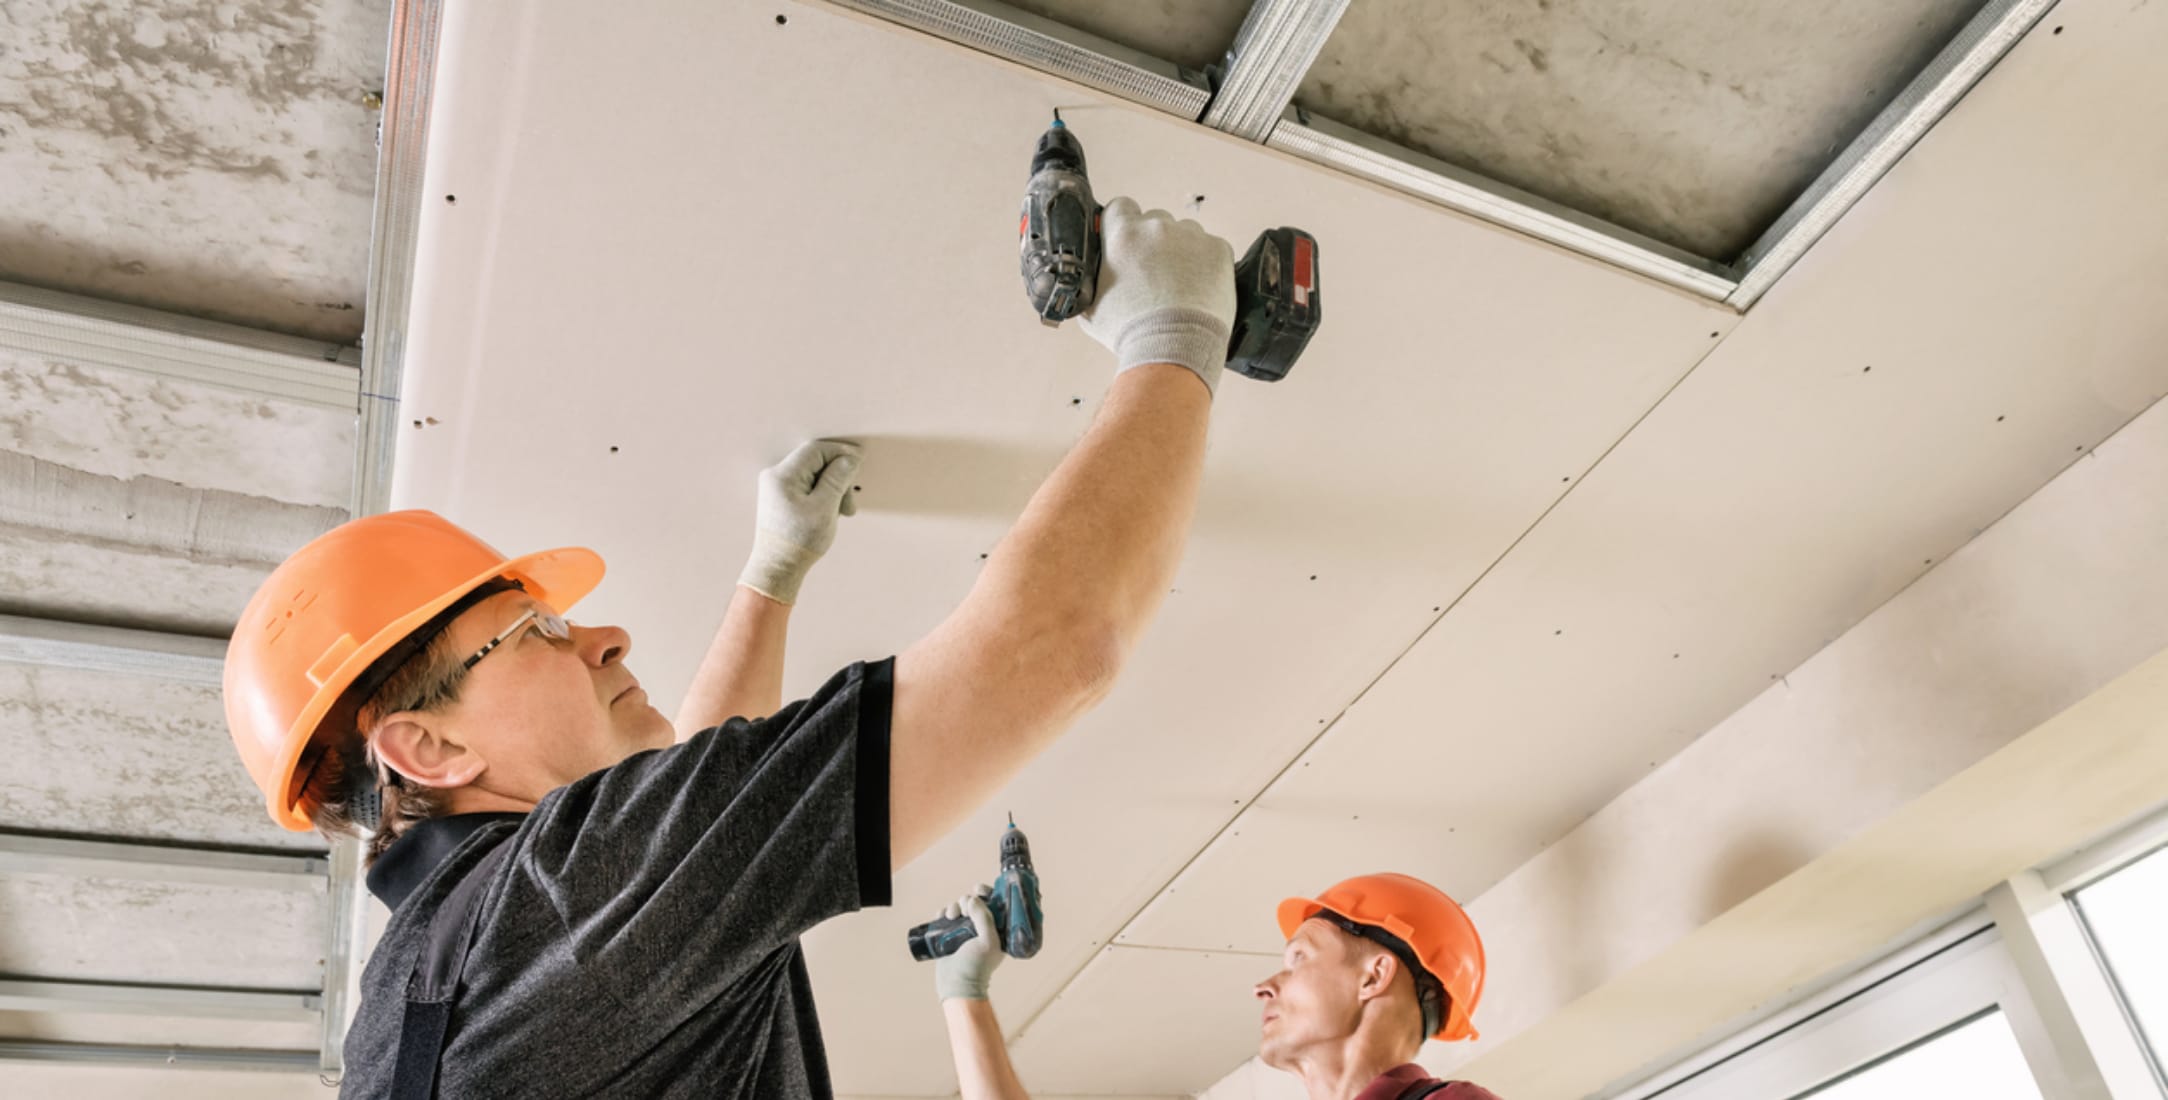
[1253,918,1368,1068]
[430,590,674,796]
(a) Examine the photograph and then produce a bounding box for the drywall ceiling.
[0,0,388,342]
[373,0,2161,1094]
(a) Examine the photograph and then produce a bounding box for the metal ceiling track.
[0,1039,319,1073]
[822,0,2057,308]
[0,615,225,686]
[0,281,359,412]
[0,832,326,890]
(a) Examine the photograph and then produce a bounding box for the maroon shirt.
[1354,1063,1504,1100]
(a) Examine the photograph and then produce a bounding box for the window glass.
[1795,1012,2040,1100]
[2072,843,2168,1074]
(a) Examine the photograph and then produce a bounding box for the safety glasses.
[461,605,573,671]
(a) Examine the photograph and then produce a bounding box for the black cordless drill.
[907,816,1045,962]
[1019,111,1322,383]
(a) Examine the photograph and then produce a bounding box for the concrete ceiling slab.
[0,874,323,988]
[0,352,349,632]
[1295,0,1990,260]
[0,349,357,510]
[0,664,315,851]
[1005,945,1276,1096]
[396,1,1729,1092]
[1122,0,2168,981]
[1000,0,1250,72]
[0,0,389,342]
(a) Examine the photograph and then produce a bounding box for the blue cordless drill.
[907,816,1045,961]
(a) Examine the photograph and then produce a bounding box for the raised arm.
[675,440,859,740]
[936,893,1034,1100]
[889,198,1233,867]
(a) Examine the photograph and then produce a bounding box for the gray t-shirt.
[341,658,894,1098]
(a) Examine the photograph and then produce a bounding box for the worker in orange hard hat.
[926,871,1499,1100]
[1257,873,1500,1099]
[222,200,1244,1098]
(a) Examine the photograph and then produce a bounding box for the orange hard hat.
[223,510,604,831]
[1277,872,1485,1042]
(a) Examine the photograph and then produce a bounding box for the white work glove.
[1079,196,1237,396]
[934,888,1004,1002]
[737,439,861,605]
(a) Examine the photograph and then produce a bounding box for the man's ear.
[370,715,488,790]
[1356,950,1399,1004]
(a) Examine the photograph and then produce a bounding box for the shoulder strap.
[388,835,515,1100]
[1402,1082,1454,1100]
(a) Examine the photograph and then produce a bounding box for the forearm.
[673,584,792,741]
[943,997,1033,1100]
[991,363,1211,651]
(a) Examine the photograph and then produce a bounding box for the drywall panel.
[0,0,387,341]
[392,1,1728,1092]
[1300,0,1988,260]
[0,664,316,851]
[1123,0,2168,963]
[0,874,322,989]
[1005,945,1280,1096]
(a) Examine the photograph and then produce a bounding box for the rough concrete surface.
[0,0,390,341]
[1297,0,1988,260]
[0,663,318,850]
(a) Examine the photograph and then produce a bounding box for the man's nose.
[1255,974,1280,1000]
[573,623,631,667]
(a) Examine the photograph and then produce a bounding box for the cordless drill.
[1019,111,1322,383]
[907,816,1045,962]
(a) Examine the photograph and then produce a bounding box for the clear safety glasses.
[461,605,573,671]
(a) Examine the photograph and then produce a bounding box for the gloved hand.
[1080,196,1237,396]
[737,439,861,605]
[934,887,1004,1002]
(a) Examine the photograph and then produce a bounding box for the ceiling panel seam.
[1198,0,1352,142]
[1004,327,1743,1039]
[0,282,361,413]
[1727,0,2058,309]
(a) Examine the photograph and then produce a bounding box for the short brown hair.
[301,577,522,864]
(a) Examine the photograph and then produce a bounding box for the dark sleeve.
[511,658,893,1005]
